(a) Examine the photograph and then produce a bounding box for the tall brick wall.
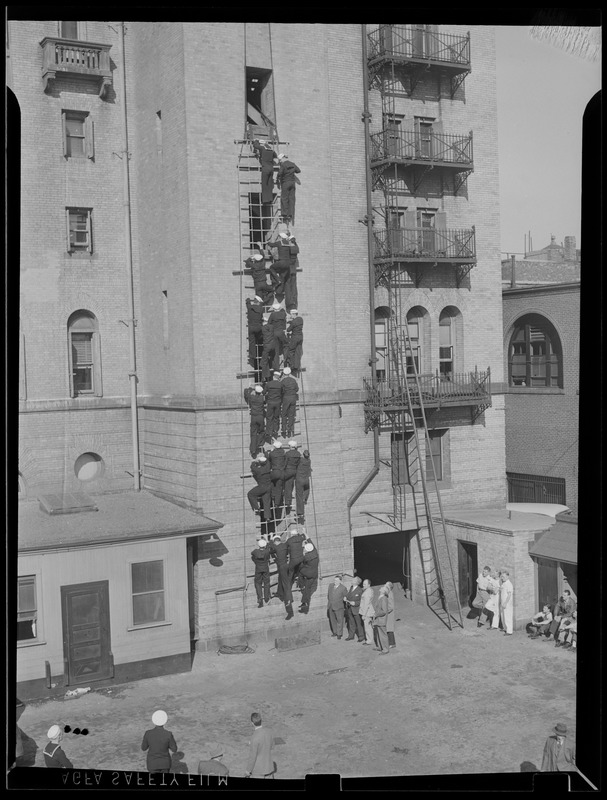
[13,20,141,494]
[503,285,579,509]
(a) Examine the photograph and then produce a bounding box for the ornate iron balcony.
[368,25,471,69]
[40,37,113,98]
[373,227,476,263]
[370,129,473,169]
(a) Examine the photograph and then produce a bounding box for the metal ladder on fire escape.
[388,288,463,630]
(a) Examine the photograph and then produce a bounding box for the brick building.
[11,22,557,694]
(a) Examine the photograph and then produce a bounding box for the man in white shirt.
[499,571,514,635]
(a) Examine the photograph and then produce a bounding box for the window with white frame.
[62,111,94,159]
[425,430,444,482]
[18,575,38,642]
[131,560,166,626]
[439,313,454,379]
[66,207,93,253]
[68,310,102,397]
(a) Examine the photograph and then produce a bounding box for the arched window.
[438,306,464,380]
[68,311,102,397]
[406,307,428,375]
[508,314,562,388]
[374,306,391,381]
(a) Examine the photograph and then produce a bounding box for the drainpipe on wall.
[118,21,141,491]
[510,254,516,288]
[347,24,380,534]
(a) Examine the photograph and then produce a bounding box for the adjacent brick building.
[11,22,561,695]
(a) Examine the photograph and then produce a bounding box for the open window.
[374,306,391,381]
[246,66,276,138]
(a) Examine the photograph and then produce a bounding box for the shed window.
[18,576,37,641]
[131,560,166,626]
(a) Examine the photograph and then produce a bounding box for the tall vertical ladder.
[388,283,463,629]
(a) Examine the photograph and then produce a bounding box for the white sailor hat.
[278,153,287,159]
[257,455,267,462]
[273,440,282,448]
[152,710,168,726]
[288,440,298,447]
[279,231,289,238]
[254,384,263,393]
[47,725,62,740]
[252,253,263,261]
[283,367,291,375]
[257,538,267,548]
[271,302,281,310]
[290,309,299,316]
[254,295,263,302]
[273,370,281,376]
[303,542,314,553]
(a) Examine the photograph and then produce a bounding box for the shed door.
[536,558,559,610]
[61,580,112,685]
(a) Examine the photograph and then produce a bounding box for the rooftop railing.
[368,25,470,67]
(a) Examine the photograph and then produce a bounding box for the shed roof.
[18,491,223,553]
[528,516,578,565]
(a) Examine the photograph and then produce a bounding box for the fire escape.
[360,25,492,629]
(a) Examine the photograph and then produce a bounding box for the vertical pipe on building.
[510,254,516,288]
[347,24,380,525]
[118,21,141,491]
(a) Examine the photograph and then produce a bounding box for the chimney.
[564,236,576,261]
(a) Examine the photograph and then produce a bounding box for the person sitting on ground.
[555,611,577,649]
[545,589,576,642]
[197,742,229,777]
[527,604,554,638]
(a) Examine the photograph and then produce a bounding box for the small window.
[131,560,166,626]
[406,317,421,375]
[439,315,453,379]
[62,111,94,159]
[18,576,37,642]
[68,310,102,397]
[66,208,93,253]
[60,21,79,39]
[425,430,443,481]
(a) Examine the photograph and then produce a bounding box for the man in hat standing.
[141,710,177,773]
[247,454,272,535]
[299,540,319,614]
[295,449,312,524]
[252,139,277,204]
[344,576,365,642]
[287,525,306,588]
[244,383,265,459]
[246,252,273,305]
[276,154,301,224]
[327,575,348,638]
[285,234,299,311]
[541,723,576,772]
[264,371,284,442]
[245,296,264,368]
[43,725,73,768]
[268,302,289,359]
[280,367,299,440]
[283,440,301,517]
[499,571,514,636]
[373,586,390,654]
[268,440,286,521]
[285,310,303,372]
[251,538,271,608]
[197,742,229,777]
[270,533,293,619]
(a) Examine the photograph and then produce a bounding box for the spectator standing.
[541,723,576,772]
[43,725,73,769]
[245,713,275,779]
[359,579,375,646]
[197,742,229,777]
[499,571,514,636]
[327,574,348,639]
[344,576,365,642]
[485,570,501,630]
[373,586,390,654]
[473,566,492,627]
[385,581,396,648]
[141,710,177,774]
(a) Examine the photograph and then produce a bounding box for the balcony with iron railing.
[363,368,491,428]
[40,37,113,97]
[368,25,471,71]
[373,226,476,264]
[370,129,473,170]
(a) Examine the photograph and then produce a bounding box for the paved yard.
[12,587,577,782]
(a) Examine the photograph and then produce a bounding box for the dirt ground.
[12,585,577,782]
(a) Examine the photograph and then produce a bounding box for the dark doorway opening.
[457,539,478,610]
[61,580,112,686]
[536,557,559,611]
[353,531,412,590]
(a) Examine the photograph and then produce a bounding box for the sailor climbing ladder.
[388,283,463,629]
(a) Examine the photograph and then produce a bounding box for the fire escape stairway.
[390,312,463,630]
